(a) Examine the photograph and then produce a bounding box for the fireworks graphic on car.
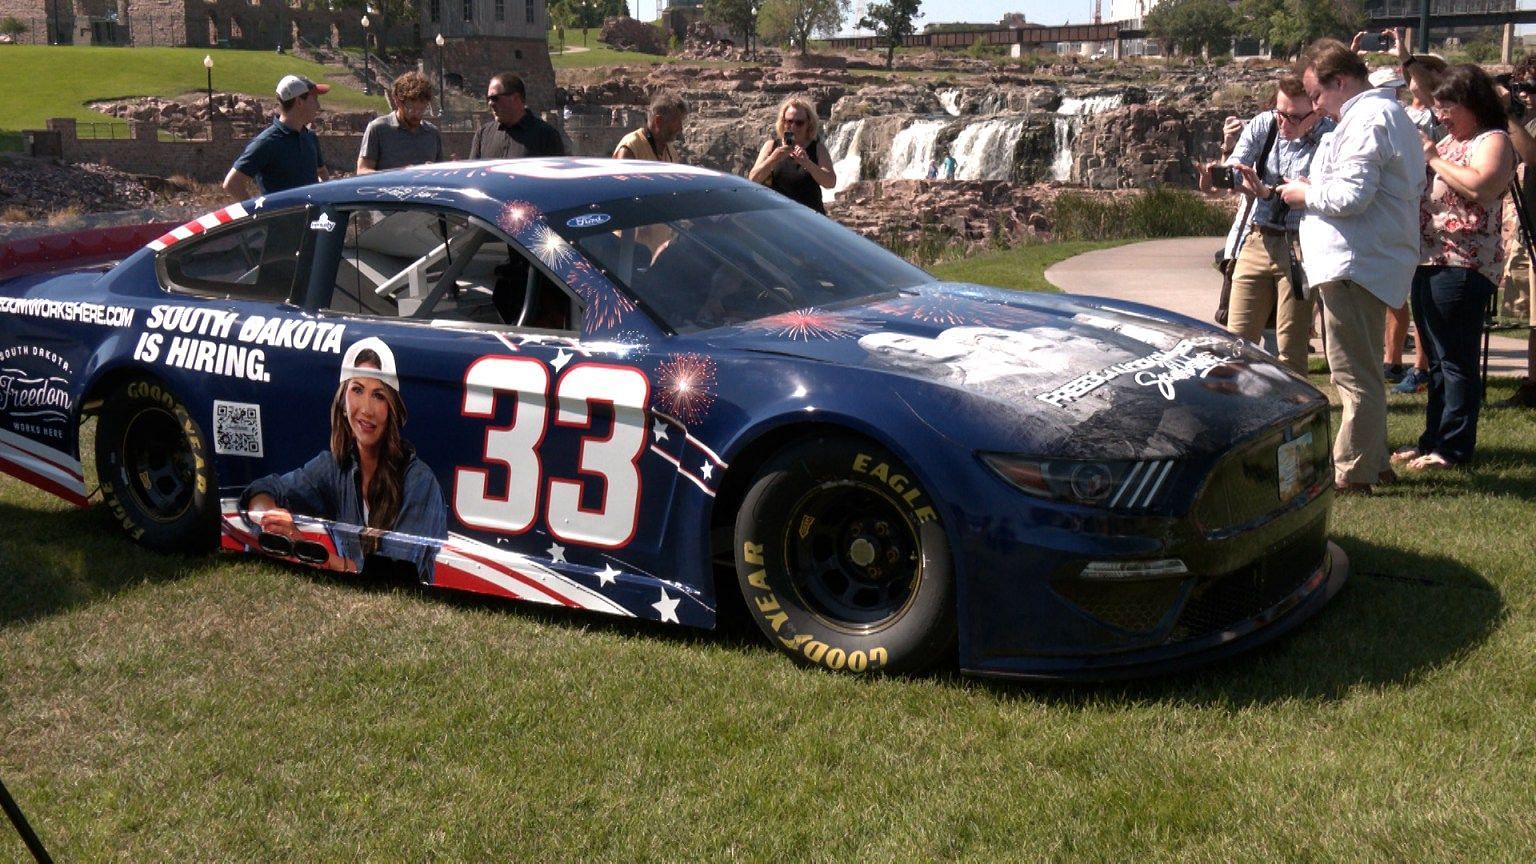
[752,308,860,341]
[654,353,718,425]
[871,296,986,326]
[528,223,577,271]
[566,258,635,333]
[498,200,539,235]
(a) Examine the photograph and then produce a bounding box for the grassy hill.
[0,41,679,150]
[0,45,388,147]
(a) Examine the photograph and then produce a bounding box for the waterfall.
[936,88,962,117]
[884,119,949,180]
[825,118,867,204]
[1051,94,1123,182]
[949,115,1030,181]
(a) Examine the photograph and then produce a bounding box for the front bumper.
[962,541,1349,681]
[955,408,1343,680]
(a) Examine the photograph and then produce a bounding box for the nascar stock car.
[0,158,1348,680]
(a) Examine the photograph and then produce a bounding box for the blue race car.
[0,158,1347,679]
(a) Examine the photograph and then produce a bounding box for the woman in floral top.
[1397,64,1516,471]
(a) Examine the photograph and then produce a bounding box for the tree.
[758,0,848,55]
[1234,0,1360,59]
[315,0,418,59]
[1145,0,1234,57]
[704,0,757,46]
[857,0,921,69]
[1232,0,1282,45]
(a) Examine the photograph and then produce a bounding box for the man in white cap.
[222,74,332,199]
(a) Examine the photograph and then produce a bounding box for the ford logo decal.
[566,213,612,228]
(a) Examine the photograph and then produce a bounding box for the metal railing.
[74,123,131,140]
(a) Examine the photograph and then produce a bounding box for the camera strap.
[1225,113,1280,260]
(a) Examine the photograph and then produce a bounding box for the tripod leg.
[0,776,52,864]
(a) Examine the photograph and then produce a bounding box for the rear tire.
[733,436,955,674]
[96,379,218,553]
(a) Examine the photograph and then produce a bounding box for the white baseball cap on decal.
[340,336,400,394]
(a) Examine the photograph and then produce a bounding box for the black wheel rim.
[784,480,921,629]
[121,407,196,522]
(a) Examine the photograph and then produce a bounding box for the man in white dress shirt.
[1277,38,1426,493]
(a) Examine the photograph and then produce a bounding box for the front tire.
[96,379,218,552]
[733,436,955,674]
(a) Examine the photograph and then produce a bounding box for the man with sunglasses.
[1200,76,1332,374]
[222,74,331,200]
[469,72,565,159]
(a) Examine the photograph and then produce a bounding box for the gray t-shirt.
[359,112,443,171]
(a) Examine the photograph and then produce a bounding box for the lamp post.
[360,14,372,96]
[581,0,590,46]
[435,33,446,119]
[749,6,758,60]
[203,54,214,121]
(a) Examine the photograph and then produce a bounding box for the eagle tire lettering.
[96,379,218,553]
[733,436,956,675]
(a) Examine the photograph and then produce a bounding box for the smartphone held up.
[1357,31,1393,52]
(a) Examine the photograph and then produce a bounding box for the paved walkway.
[1045,236,1529,378]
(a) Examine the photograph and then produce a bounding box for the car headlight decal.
[981,454,1175,510]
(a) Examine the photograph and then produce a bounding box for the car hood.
[703,285,1327,459]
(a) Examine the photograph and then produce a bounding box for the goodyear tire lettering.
[96,379,218,553]
[734,437,956,675]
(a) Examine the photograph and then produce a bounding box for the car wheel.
[96,379,218,553]
[734,436,955,674]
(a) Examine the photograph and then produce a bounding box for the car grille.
[1172,516,1328,640]
[1051,515,1328,642]
[1193,411,1330,534]
[1051,576,1186,633]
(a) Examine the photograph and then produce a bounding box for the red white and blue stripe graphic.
[649,410,727,497]
[432,532,633,616]
[147,204,251,252]
[0,427,86,506]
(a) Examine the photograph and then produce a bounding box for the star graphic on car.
[652,588,680,623]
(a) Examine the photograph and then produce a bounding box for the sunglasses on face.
[257,530,330,565]
[783,117,807,126]
[1278,109,1315,123]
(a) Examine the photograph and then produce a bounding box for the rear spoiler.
[0,221,180,283]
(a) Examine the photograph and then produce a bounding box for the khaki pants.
[1319,279,1391,485]
[1226,227,1312,374]
[1500,183,1533,321]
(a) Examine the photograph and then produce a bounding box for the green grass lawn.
[0,45,387,142]
[929,239,1122,291]
[4,241,1536,858]
[550,42,670,69]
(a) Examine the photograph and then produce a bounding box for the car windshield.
[548,187,934,333]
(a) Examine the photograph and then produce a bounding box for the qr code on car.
[213,400,263,457]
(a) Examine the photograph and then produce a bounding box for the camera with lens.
[1496,72,1536,95]
[1209,164,1239,189]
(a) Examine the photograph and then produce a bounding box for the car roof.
[263,158,761,225]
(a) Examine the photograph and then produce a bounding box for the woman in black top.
[749,97,837,213]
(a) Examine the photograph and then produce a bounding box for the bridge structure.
[827,2,1536,63]
[1364,0,1536,62]
[824,22,1128,56]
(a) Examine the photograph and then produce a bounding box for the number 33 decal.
[454,356,650,548]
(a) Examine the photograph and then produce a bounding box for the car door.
[299,201,700,620]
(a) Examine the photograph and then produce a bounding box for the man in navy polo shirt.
[222,74,331,199]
